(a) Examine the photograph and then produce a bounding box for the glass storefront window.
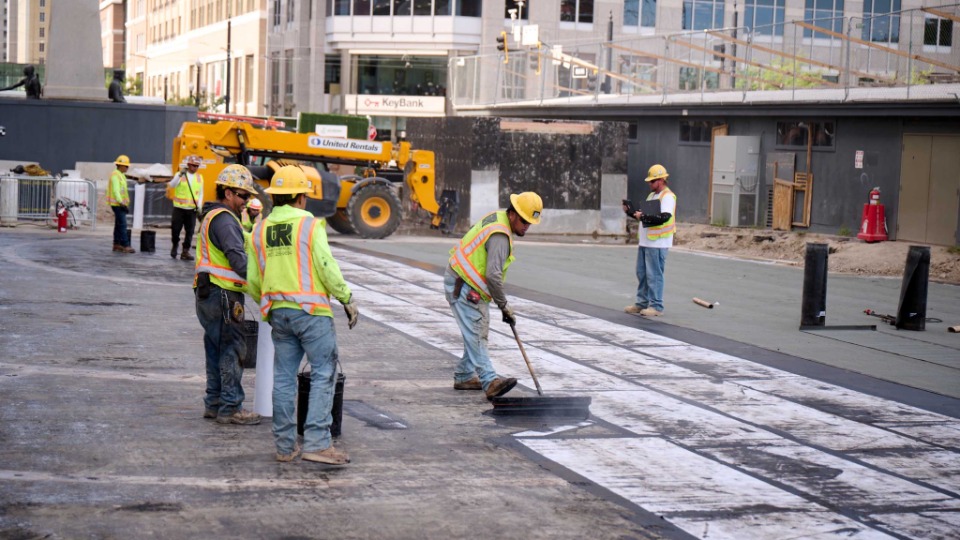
[355,55,447,96]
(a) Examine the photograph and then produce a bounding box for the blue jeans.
[111,205,129,247]
[444,272,497,389]
[270,308,339,455]
[635,246,668,311]
[195,286,247,415]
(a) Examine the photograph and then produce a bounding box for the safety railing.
[449,3,960,109]
[0,175,98,230]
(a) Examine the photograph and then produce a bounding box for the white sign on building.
[346,95,446,117]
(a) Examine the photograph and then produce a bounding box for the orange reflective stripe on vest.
[195,208,246,290]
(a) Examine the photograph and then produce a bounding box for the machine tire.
[327,209,355,235]
[346,184,402,239]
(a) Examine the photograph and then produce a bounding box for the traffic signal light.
[496,31,509,64]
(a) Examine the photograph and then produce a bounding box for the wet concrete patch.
[115,502,184,513]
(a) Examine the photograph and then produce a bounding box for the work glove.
[343,301,359,330]
[501,304,516,326]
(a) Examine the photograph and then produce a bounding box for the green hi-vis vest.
[646,187,677,240]
[241,213,254,232]
[194,208,247,292]
[107,170,129,206]
[448,210,514,303]
[249,215,333,319]
[172,172,203,209]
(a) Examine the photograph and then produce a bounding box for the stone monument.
[43,1,109,101]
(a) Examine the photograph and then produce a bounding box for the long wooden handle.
[511,323,544,396]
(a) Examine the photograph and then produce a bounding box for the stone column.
[44,1,109,101]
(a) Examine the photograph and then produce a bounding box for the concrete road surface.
[1,226,958,539]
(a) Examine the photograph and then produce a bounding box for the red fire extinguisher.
[857,187,887,242]
[56,200,68,233]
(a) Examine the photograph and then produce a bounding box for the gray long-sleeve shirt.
[201,201,246,278]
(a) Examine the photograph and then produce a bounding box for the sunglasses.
[231,189,251,201]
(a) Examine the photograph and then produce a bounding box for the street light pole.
[195,60,202,107]
[225,19,232,114]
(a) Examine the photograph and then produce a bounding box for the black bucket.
[297,371,345,437]
[140,230,156,253]
[240,320,258,369]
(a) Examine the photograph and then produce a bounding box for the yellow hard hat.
[509,191,543,224]
[114,155,130,167]
[265,165,312,195]
[215,164,258,195]
[247,198,263,211]
[645,164,669,182]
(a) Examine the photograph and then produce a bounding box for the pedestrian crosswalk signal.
[496,31,509,64]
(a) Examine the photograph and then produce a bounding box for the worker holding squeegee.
[445,192,543,401]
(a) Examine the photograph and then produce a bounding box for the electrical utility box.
[711,135,761,227]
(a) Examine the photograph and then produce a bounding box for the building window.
[354,0,371,15]
[862,0,900,44]
[435,0,450,15]
[803,0,843,39]
[561,0,593,24]
[619,56,656,94]
[38,43,44,52]
[284,49,294,114]
[414,0,431,15]
[273,0,281,25]
[40,0,45,6]
[624,0,656,28]
[356,54,447,95]
[744,0,783,36]
[682,0,723,31]
[244,54,254,102]
[373,0,390,15]
[679,120,720,143]
[456,0,480,16]
[502,55,527,100]
[39,12,45,22]
[334,0,349,15]
[287,0,296,22]
[393,0,410,16]
[39,27,44,38]
[324,54,341,93]
[924,16,952,49]
[679,67,719,90]
[776,121,835,148]
[505,0,528,20]
[270,53,280,114]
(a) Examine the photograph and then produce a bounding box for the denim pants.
[111,206,129,247]
[195,286,247,416]
[635,246,668,311]
[443,272,497,388]
[270,308,339,455]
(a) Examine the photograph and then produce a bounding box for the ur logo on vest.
[267,224,293,248]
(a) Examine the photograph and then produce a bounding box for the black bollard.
[800,243,829,328]
[896,245,930,331]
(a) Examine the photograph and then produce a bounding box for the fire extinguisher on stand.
[856,187,887,242]
[56,200,68,233]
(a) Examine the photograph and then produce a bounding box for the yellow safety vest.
[249,214,335,320]
[241,212,254,232]
[646,187,677,240]
[448,210,515,303]
[172,172,203,209]
[194,208,247,292]
[107,170,129,207]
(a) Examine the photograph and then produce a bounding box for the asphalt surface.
[1,224,959,539]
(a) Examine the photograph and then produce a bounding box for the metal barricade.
[0,174,98,229]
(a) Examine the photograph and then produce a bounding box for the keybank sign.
[307,136,383,155]
[347,94,446,117]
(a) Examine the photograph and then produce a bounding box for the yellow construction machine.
[171,120,454,238]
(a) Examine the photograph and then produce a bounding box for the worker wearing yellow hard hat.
[108,154,134,253]
[445,191,543,400]
[623,163,677,317]
[246,165,358,465]
[194,163,261,427]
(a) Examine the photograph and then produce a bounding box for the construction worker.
[242,198,262,233]
[195,164,261,426]
[108,155,135,253]
[623,164,677,317]
[169,154,204,260]
[247,165,358,465]
[445,192,543,400]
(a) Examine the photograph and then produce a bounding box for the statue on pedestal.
[1,65,42,99]
[108,69,126,103]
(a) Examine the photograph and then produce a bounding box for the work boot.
[216,409,261,425]
[485,377,518,400]
[113,244,123,252]
[276,444,301,463]
[171,241,179,259]
[122,246,136,254]
[624,305,646,314]
[203,408,217,419]
[639,308,663,317]
[180,246,194,261]
[302,445,350,465]
[453,376,482,390]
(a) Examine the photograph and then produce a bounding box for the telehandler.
[171,120,454,238]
